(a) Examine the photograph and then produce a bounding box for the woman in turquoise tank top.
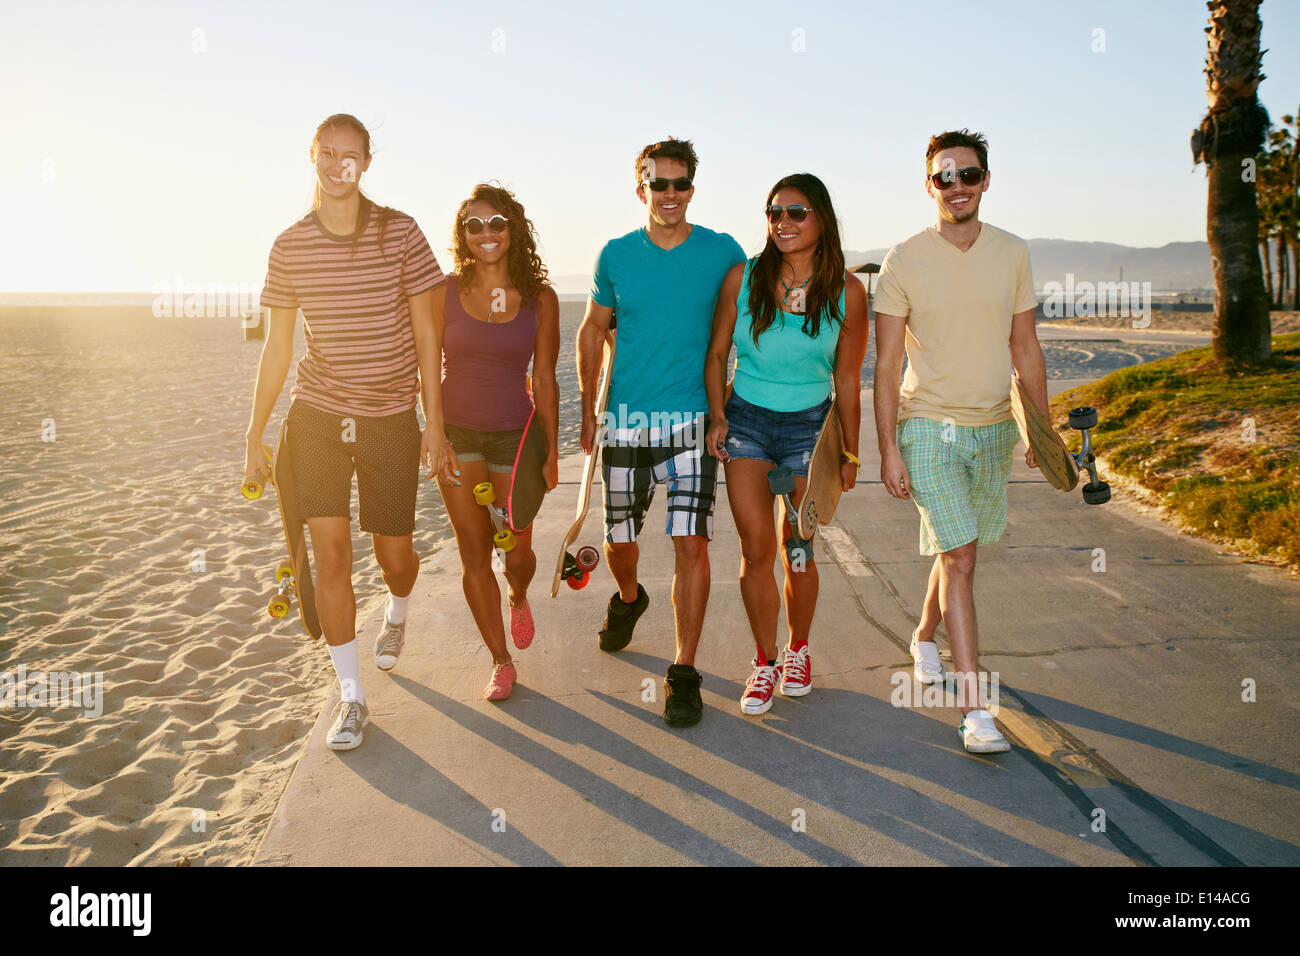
[704,173,869,717]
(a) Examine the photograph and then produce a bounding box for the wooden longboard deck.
[551,330,616,597]
[1009,376,1078,492]
[797,399,844,540]
[507,404,548,532]
[271,420,323,639]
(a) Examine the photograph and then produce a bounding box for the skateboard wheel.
[268,595,291,618]
[768,466,796,496]
[575,545,600,571]
[241,479,264,500]
[275,561,294,583]
[1069,406,1098,430]
[1082,480,1111,505]
[473,482,496,505]
[494,529,516,552]
[567,571,589,590]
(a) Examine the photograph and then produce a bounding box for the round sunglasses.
[463,215,509,235]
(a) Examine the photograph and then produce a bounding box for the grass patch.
[1053,332,1300,569]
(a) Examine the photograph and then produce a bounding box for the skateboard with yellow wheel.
[242,422,322,639]
[474,481,517,571]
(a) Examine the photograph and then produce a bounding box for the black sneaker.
[598,584,649,652]
[663,664,703,727]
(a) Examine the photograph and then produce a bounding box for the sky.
[2,0,1298,294]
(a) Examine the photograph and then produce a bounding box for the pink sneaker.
[510,601,535,650]
[484,662,517,701]
[780,643,812,697]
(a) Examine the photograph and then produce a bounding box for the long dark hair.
[310,113,395,256]
[746,172,845,344]
[452,183,550,307]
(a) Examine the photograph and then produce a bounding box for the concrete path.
[254,383,1300,867]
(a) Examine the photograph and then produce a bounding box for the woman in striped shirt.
[244,114,450,751]
[431,184,560,702]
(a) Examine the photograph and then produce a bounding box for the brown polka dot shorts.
[285,401,421,537]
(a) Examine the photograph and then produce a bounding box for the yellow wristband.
[841,449,861,467]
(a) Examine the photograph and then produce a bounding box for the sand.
[0,301,1191,866]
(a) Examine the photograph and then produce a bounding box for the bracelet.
[841,449,861,467]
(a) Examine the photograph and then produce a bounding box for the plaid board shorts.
[601,416,718,543]
[896,416,1020,555]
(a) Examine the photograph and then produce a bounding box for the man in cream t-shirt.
[872,128,1048,754]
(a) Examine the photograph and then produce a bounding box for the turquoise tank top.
[731,259,844,412]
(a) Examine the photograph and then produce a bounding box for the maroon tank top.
[441,274,538,431]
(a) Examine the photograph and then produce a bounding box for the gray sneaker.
[327,699,370,751]
[374,618,406,671]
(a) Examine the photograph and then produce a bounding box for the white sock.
[327,640,365,705]
[386,592,410,625]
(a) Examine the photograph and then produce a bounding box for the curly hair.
[451,183,550,307]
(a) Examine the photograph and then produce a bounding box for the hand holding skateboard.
[1009,376,1110,505]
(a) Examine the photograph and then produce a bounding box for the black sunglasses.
[930,166,986,190]
[765,204,810,224]
[463,215,508,235]
[644,177,693,192]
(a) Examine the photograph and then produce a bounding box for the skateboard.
[796,398,845,540]
[472,480,518,571]
[1009,375,1111,505]
[768,466,812,568]
[241,421,323,639]
[506,403,549,532]
[551,328,616,595]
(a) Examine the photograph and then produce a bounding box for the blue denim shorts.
[723,391,832,477]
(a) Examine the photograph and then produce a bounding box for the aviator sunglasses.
[643,177,693,192]
[463,215,509,235]
[765,204,810,224]
[930,165,986,190]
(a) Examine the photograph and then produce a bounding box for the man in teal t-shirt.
[577,136,746,728]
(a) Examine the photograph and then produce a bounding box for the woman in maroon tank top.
[428,184,560,701]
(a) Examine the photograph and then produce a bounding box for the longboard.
[507,404,549,532]
[551,329,616,596]
[797,398,845,540]
[1009,376,1077,492]
[269,420,323,639]
[1009,375,1111,504]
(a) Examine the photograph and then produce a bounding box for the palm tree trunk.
[1196,0,1271,362]
[1260,240,1274,304]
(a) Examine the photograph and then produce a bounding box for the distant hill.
[549,239,1213,295]
[846,239,1213,292]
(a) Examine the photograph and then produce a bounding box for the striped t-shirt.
[260,204,445,417]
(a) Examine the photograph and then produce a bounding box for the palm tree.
[1191,0,1271,362]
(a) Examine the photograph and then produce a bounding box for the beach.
[0,301,1197,865]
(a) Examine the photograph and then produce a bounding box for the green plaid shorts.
[896,416,1020,555]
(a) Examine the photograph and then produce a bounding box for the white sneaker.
[327,700,369,751]
[374,618,406,671]
[910,631,946,685]
[958,708,1010,754]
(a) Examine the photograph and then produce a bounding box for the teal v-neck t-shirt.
[591,225,746,424]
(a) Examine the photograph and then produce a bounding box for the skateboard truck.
[473,481,516,570]
[268,560,296,619]
[1067,407,1111,505]
[559,546,600,590]
[768,466,812,568]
